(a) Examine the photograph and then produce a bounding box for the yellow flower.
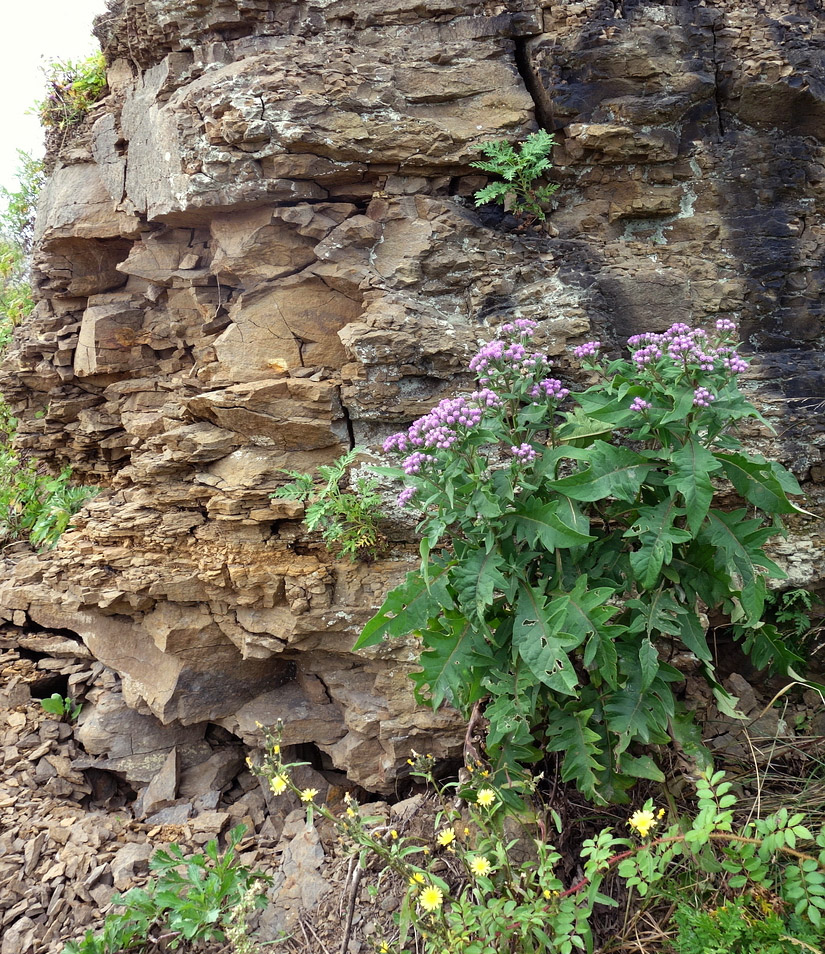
[628,808,657,838]
[300,787,318,802]
[436,827,456,847]
[272,744,280,755]
[476,788,496,808]
[409,872,426,887]
[418,885,444,912]
[469,856,492,877]
[379,945,390,953]
[390,830,399,840]
[270,775,288,795]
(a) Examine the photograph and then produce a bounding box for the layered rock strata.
[2,0,824,794]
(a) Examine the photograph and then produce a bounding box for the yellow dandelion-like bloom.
[270,774,288,795]
[436,827,456,847]
[300,787,318,802]
[390,830,399,840]
[469,856,492,877]
[379,944,390,953]
[418,885,443,912]
[628,809,657,838]
[476,788,496,808]
[409,872,426,887]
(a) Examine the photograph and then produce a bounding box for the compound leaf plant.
[356,319,808,803]
[471,129,559,222]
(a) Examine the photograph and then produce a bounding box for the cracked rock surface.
[1,0,825,800]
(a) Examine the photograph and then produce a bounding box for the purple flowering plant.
[354,319,808,804]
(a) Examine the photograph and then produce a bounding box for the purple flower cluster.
[720,349,748,373]
[397,487,417,507]
[407,397,484,451]
[471,387,503,408]
[469,340,548,382]
[384,389,495,477]
[509,443,538,463]
[573,340,601,359]
[500,318,538,337]
[403,451,437,475]
[468,319,556,387]
[530,378,570,401]
[693,386,715,408]
[626,322,747,376]
[630,397,652,412]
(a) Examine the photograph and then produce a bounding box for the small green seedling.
[272,448,386,561]
[471,129,559,222]
[40,693,82,722]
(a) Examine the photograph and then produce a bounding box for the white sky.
[0,0,106,194]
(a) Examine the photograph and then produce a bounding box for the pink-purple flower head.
[530,378,570,401]
[573,340,601,360]
[469,327,553,385]
[500,318,538,338]
[403,451,437,475]
[720,348,748,373]
[471,388,503,408]
[630,397,652,413]
[383,432,409,454]
[626,321,746,376]
[397,486,417,507]
[632,344,664,367]
[509,442,538,463]
[469,340,506,375]
[693,386,715,408]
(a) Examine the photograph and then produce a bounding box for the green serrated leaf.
[544,707,607,804]
[354,565,454,650]
[715,451,804,515]
[665,440,720,532]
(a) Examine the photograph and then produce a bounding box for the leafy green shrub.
[0,150,44,255]
[34,52,107,129]
[0,156,94,551]
[0,399,97,550]
[257,726,825,954]
[471,130,559,222]
[359,319,806,802]
[63,825,269,954]
[670,897,819,954]
[0,435,98,549]
[272,448,386,561]
[40,693,82,722]
[0,151,43,345]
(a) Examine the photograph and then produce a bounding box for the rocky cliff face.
[1,0,824,795]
